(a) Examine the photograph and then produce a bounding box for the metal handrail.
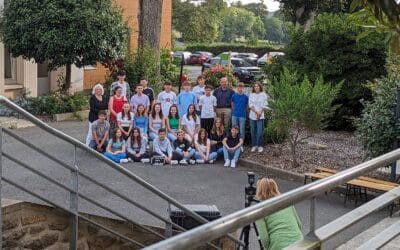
[144,147,400,250]
[0,96,241,248]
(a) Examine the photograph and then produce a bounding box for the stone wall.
[2,200,235,250]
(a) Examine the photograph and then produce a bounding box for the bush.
[264,119,288,144]
[355,54,400,158]
[202,65,237,88]
[266,13,387,130]
[0,90,89,117]
[185,43,283,57]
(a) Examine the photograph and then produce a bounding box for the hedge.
[185,44,284,57]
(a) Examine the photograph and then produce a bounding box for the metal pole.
[165,202,173,238]
[391,85,400,181]
[306,197,319,241]
[178,54,184,93]
[69,146,78,250]
[0,125,3,249]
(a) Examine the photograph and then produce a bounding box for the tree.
[264,17,285,43]
[0,0,129,90]
[267,13,386,130]
[235,1,268,19]
[268,68,342,167]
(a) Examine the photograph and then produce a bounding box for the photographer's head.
[256,178,280,201]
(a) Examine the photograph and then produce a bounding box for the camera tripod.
[237,194,263,250]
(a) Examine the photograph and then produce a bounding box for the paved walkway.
[0,121,392,249]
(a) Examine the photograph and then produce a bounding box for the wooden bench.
[305,167,398,207]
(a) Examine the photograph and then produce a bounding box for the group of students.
[86,70,269,167]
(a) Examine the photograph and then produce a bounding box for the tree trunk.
[138,0,163,81]
[64,63,72,92]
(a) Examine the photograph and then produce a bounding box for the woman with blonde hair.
[86,83,108,146]
[255,178,303,250]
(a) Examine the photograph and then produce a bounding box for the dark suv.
[203,57,262,83]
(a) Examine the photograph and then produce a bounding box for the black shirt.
[174,138,191,152]
[143,87,155,103]
[89,95,109,122]
[226,133,241,148]
[210,131,226,150]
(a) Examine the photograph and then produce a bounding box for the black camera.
[245,172,257,198]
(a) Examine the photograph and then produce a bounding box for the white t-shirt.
[181,114,200,136]
[117,112,134,128]
[199,95,217,119]
[249,92,269,120]
[195,138,210,154]
[192,85,205,110]
[158,91,177,117]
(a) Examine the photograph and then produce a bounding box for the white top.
[199,95,217,119]
[117,112,134,127]
[249,92,269,120]
[192,85,205,110]
[181,114,200,136]
[195,139,210,154]
[157,91,177,117]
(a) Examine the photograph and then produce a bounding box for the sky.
[227,0,280,12]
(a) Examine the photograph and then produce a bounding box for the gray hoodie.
[126,136,147,155]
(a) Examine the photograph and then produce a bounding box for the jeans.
[223,146,241,162]
[89,140,108,152]
[168,132,177,142]
[232,116,246,139]
[212,147,224,158]
[104,152,127,163]
[250,119,264,147]
[86,122,93,146]
[149,131,158,140]
[174,148,195,160]
[194,151,218,162]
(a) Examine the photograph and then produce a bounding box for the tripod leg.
[236,228,245,250]
[241,225,250,250]
[252,222,264,249]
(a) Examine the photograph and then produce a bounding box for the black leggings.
[127,151,149,162]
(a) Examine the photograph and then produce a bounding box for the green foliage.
[267,13,387,130]
[185,43,283,57]
[0,0,130,87]
[264,119,288,144]
[264,17,289,43]
[355,54,400,158]
[268,68,342,166]
[106,48,179,95]
[202,65,237,88]
[0,90,88,117]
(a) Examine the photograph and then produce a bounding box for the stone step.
[336,213,400,250]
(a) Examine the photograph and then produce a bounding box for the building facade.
[0,0,172,98]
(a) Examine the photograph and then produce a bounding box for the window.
[4,46,17,83]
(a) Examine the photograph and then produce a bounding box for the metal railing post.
[306,196,319,241]
[70,146,78,250]
[165,202,173,238]
[0,125,3,248]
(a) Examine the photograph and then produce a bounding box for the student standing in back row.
[177,81,197,118]
[158,81,177,117]
[140,78,155,112]
[231,83,249,143]
[192,75,206,115]
[213,77,234,127]
[130,84,150,114]
[199,85,217,136]
[110,70,130,100]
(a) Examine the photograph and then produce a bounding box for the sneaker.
[189,159,196,165]
[224,160,231,167]
[196,159,205,164]
[171,160,179,165]
[141,158,150,163]
[230,160,236,168]
[241,146,244,152]
[251,146,258,152]
[179,159,188,165]
[127,157,132,162]
[258,147,264,153]
[120,159,129,164]
[208,160,214,164]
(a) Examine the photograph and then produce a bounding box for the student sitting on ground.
[89,110,110,153]
[126,127,149,162]
[173,130,195,165]
[117,102,134,140]
[152,128,173,165]
[210,117,226,159]
[134,104,148,137]
[166,104,181,142]
[222,125,243,168]
[194,128,217,164]
[104,128,128,163]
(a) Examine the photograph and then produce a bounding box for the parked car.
[203,57,262,83]
[173,51,192,64]
[257,52,284,67]
[187,51,213,65]
[234,53,259,66]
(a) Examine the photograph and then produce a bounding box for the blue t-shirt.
[177,91,197,117]
[232,93,249,118]
[134,115,148,134]
[108,139,126,153]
